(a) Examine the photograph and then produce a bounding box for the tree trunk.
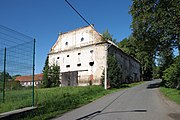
[176,81,180,90]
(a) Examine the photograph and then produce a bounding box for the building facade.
[15,74,43,87]
[48,25,141,86]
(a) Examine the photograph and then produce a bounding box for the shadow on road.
[168,113,180,120]
[147,82,161,89]
[76,109,147,120]
[75,111,101,120]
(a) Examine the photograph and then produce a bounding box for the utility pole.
[104,45,108,90]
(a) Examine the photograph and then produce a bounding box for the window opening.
[77,63,81,67]
[81,37,84,41]
[89,61,94,66]
[66,65,70,68]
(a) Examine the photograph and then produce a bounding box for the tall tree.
[163,56,180,89]
[157,46,174,78]
[102,29,117,44]
[107,55,122,88]
[101,30,122,88]
[0,72,12,81]
[101,55,122,88]
[118,35,153,80]
[49,64,60,87]
[130,0,159,80]
[42,56,50,87]
[118,35,137,57]
[130,0,180,55]
[130,0,180,81]
[42,56,60,88]
[156,0,180,53]
[129,0,180,80]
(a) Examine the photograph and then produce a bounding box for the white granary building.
[48,25,141,86]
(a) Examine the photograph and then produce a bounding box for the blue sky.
[0,0,133,74]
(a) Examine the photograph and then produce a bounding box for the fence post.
[3,47,6,103]
[32,39,36,107]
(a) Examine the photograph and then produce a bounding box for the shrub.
[162,56,180,89]
[101,55,122,88]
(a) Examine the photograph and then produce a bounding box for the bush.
[101,55,122,88]
[162,56,180,89]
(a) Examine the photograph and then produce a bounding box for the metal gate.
[61,71,78,86]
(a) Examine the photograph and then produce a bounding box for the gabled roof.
[50,24,102,53]
[15,74,43,82]
[59,24,95,36]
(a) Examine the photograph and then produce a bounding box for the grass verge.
[0,81,144,120]
[160,87,180,104]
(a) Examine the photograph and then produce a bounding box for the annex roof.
[15,74,43,82]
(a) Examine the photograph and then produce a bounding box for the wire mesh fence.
[0,25,35,113]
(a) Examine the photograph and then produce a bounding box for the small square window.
[89,61,94,66]
[65,42,68,45]
[77,63,81,67]
[81,37,84,41]
[78,53,81,55]
[67,55,69,57]
[90,50,93,53]
[66,65,70,68]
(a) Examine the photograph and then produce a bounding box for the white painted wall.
[49,25,141,86]
[50,26,101,53]
[20,81,41,87]
[49,44,106,86]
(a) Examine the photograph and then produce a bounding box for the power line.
[65,0,91,27]
[64,0,106,41]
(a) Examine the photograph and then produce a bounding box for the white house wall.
[48,25,141,86]
[20,81,40,87]
[50,26,101,53]
[49,44,106,86]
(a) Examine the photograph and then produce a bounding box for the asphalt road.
[53,80,180,120]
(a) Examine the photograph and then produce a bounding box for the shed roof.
[15,74,43,82]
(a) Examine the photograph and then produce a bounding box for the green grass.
[160,87,180,104]
[0,81,144,120]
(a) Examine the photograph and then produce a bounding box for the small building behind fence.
[15,74,43,87]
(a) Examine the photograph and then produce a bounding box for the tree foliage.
[102,29,117,44]
[0,72,22,91]
[129,0,180,81]
[118,36,137,57]
[107,55,122,88]
[49,64,60,87]
[101,30,122,88]
[42,56,60,88]
[118,35,153,80]
[163,56,180,89]
[0,72,12,81]
[42,56,50,87]
[101,55,122,88]
[157,46,174,78]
